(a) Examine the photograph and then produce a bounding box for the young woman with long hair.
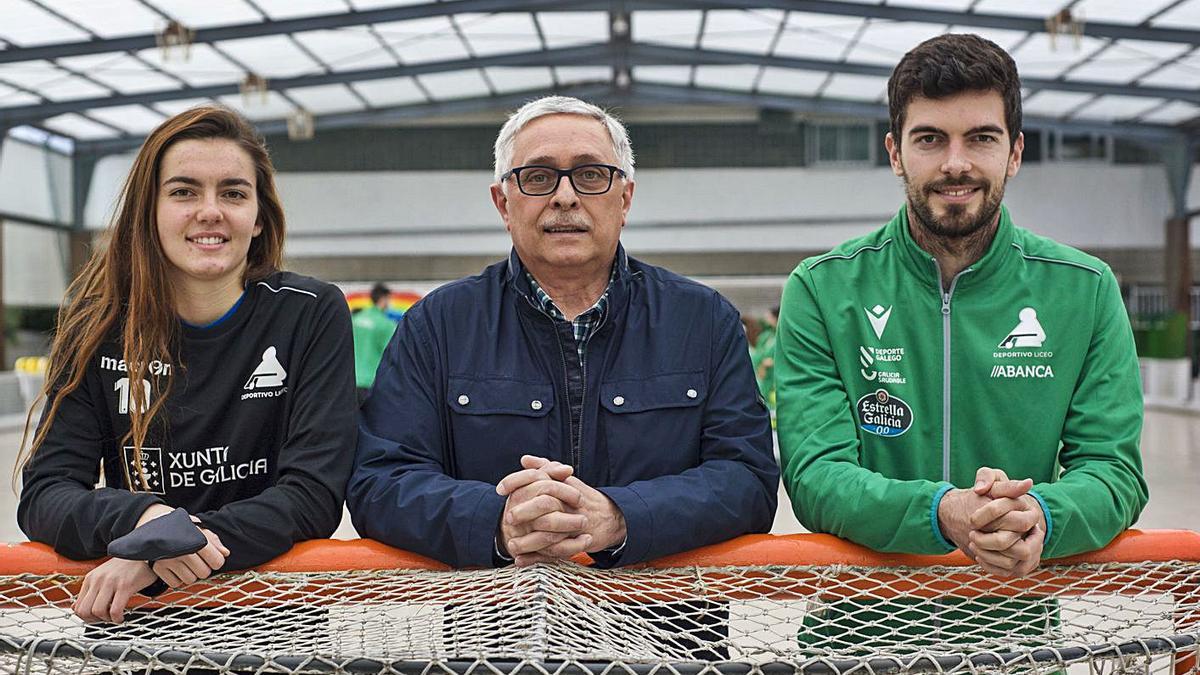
[17,106,356,624]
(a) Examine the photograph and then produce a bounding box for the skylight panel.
[217,91,296,121]
[632,11,703,48]
[146,0,260,29]
[249,0,338,20]
[1137,100,1200,124]
[774,12,866,60]
[152,97,219,117]
[820,73,888,102]
[136,44,241,87]
[1021,90,1096,117]
[419,70,491,100]
[843,20,949,66]
[1009,33,1108,79]
[1065,40,1191,84]
[456,13,541,57]
[0,86,41,107]
[1075,0,1182,25]
[484,67,554,93]
[57,53,183,94]
[757,67,827,97]
[886,0,975,9]
[973,0,1072,17]
[42,112,120,140]
[351,76,427,107]
[348,0,429,8]
[42,0,163,39]
[1070,95,1166,120]
[286,84,365,114]
[1152,2,1200,29]
[0,0,90,45]
[957,28,1045,51]
[700,10,785,55]
[293,28,399,72]
[536,13,609,49]
[33,74,111,101]
[0,60,66,90]
[374,17,471,64]
[85,104,168,133]
[693,65,761,91]
[1128,52,1200,88]
[216,35,324,78]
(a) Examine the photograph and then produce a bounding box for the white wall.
[0,139,71,224]
[3,223,68,306]
[271,164,1181,256]
[0,139,72,306]
[81,155,1198,258]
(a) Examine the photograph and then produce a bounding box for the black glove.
[107,507,206,562]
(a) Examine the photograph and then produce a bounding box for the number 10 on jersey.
[114,377,151,415]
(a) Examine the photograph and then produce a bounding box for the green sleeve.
[1035,269,1147,558]
[775,268,953,554]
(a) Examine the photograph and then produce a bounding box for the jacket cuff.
[1028,489,1053,551]
[929,483,956,552]
[596,486,651,567]
[111,493,167,542]
[469,490,507,568]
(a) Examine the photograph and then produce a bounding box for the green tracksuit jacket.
[776,204,1147,559]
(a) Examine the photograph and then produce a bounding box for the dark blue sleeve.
[346,305,505,568]
[595,298,779,567]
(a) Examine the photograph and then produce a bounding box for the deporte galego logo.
[856,388,913,438]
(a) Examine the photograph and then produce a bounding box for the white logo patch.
[859,346,877,381]
[999,307,1046,349]
[865,304,892,340]
[122,447,165,495]
[991,364,1055,379]
[245,346,287,390]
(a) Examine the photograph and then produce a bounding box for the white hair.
[492,96,635,183]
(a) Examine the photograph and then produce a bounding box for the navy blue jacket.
[347,247,778,568]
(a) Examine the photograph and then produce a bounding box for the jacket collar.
[505,243,632,305]
[890,203,1016,291]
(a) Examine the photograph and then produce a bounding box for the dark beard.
[905,174,1005,240]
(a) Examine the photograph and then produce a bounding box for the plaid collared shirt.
[525,263,617,367]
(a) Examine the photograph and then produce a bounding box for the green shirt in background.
[752,324,777,406]
[352,305,397,389]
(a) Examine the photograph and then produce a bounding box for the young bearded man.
[776,33,1147,579]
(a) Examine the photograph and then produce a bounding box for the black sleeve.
[190,288,358,571]
[18,365,163,560]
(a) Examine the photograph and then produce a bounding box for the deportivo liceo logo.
[864,304,892,340]
[998,307,1046,349]
[244,346,287,390]
[856,388,913,438]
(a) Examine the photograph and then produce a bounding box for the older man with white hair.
[348,96,777,569]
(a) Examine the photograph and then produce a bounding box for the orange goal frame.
[1,529,1198,674]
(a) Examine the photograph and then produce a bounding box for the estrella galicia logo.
[857,388,913,437]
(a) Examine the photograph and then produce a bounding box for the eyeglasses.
[501,164,626,196]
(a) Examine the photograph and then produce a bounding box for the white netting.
[1,557,1197,675]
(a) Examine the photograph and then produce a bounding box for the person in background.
[17,106,356,624]
[352,282,398,402]
[752,306,779,411]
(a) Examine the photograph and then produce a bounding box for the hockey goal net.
[1,530,1197,675]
